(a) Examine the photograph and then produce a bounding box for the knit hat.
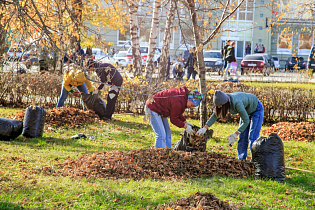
[188,89,203,107]
[213,90,229,106]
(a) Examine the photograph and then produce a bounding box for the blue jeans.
[145,106,171,148]
[56,81,88,111]
[237,99,264,162]
[186,72,196,80]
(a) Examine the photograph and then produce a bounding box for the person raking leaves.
[87,59,123,121]
[56,63,95,111]
[196,90,264,162]
[145,87,203,148]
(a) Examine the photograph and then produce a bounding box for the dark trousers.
[105,79,123,119]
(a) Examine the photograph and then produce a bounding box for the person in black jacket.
[223,41,238,81]
[87,59,123,121]
[184,47,197,80]
[220,40,231,76]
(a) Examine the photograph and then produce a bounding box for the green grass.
[0,108,314,209]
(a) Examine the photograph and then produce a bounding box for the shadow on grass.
[0,202,32,210]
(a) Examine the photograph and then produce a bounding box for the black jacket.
[221,44,229,60]
[95,63,123,90]
[184,52,197,74]
[225,46,236,63]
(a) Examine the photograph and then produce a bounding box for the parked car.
[285,56,306,71]
[126,46,161,66]
[253,53,275,70]
[240,54,271,76]
[307,45,315,73]
[83,48,116,65]
[113,51,128,68]
[272,56,280,70]
[203,50,223,72]
[7,45,24,61]
[22,47,58,71]
[23,49,39,69]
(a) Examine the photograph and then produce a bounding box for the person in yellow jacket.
[56,64,95,110]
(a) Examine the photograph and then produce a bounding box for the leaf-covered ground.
[0,107,314,209]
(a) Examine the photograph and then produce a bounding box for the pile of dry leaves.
[263,121,315,142]
[10,107,99,128]
[53,148,254,180]
[153,192,238,210]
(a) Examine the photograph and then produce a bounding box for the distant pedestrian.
[258,44,263,53]
[254,43,259,53]
[73,42,85,66]
[184,47,197,80]
[245,45,251,55]
[221,40,231,76]
[223,41,239,81]
[262,44,265,53]
[172,60,185,81]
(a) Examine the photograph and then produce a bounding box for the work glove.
[186,122,193,127]
[196,127,207,136]
[185,125,194,135]
[93,89,99,95]
[227,133,238,146]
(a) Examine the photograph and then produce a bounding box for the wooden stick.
[285,166,314,173]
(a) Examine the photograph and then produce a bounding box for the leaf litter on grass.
[10,107,100,129]
[46,148,254,181]
[153,191,238,210]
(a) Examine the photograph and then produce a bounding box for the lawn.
[0,107,314,209]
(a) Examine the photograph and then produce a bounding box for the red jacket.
[146,86,189,128]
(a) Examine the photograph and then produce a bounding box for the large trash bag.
[0,118,23,141]
[173,125,212,152]
[252,133,285,181]
[82,93,106,119]
[22,105,46,138]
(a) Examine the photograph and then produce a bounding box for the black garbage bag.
[82,93,106,119]
[0,118,23,141]
[22,105,46,138]
[173,125,212,152]
[252,133,285,181]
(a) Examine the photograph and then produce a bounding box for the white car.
[272,56,280,70]
[203,50,223,72]
[7,45,24,61]
[113,51,128,67]
[127,46,161,66]
[83,48,116,65]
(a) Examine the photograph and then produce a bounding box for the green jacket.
[206,92,259,133]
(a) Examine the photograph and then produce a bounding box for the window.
[261,1,264,4]
[259,27,263,30]
[228,0,253,22]
[118,26,131,46]
[260,14,263,17]
[259,39,262,42]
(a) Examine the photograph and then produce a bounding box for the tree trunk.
[158,0,175,81]
[56,0,64,75]
[129,2,142,77]
[187,0,207,126]
[145,0,161,81]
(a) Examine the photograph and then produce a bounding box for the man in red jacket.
[145,87,203,148]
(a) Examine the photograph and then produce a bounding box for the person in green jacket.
[196,90,264,162]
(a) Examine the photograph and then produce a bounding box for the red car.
[240,54,271,76]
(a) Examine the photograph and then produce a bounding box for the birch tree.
[158,0,176,80]
[145,0,161,80]
[128,0,142,77]
[185,0,245,126]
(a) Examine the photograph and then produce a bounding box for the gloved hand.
[185,125,194,135]
[186,122,193,127]
[93,89,99,95]
[227,133,238,145]
[72,91,80,98]
[196,127,207,136]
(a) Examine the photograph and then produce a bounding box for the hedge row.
[1,71,315,124]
